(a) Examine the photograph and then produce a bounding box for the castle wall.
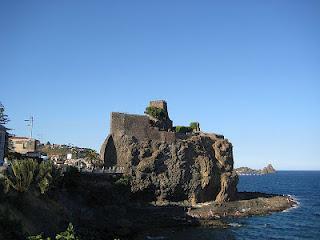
[111,112,150,140]
[110,112,176,143]
[101,111,179,167]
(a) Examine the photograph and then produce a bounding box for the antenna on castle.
[24,116,34,139]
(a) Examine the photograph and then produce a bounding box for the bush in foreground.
[28,223,79,240]
[1,159,60,194]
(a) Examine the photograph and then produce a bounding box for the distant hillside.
[235,164,276,175]
[38,144,94,159]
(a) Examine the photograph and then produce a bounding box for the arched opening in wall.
[104,135,117,167]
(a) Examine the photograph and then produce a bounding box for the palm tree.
[2,159,59,194]
[85,149,102,168]
[3,159,37,193]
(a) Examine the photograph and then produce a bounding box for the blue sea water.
[145,171,320,240]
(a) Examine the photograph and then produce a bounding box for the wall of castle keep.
[110,112,176,143]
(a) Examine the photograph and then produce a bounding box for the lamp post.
[24,116,34,139]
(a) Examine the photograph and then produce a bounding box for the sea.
[143,171,320,240]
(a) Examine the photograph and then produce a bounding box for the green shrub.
[1,159,60,194]
[28,234,50,240]
[114,176,132,204]
[28,223,79,240]
[115,175,131,187]
[3,159,38,193]
[189,122,200,131]
[56,223,79,240]
[175,126,193,134]
[145,106,166,120]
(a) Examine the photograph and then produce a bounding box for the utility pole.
[24,116,34,139]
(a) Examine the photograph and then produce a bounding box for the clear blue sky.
[1,0,319,170]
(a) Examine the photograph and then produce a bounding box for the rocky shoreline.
[187,192,297,219]
[132,192,297,238]
[0,172,298,240]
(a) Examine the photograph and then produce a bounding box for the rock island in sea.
[235,164,276,175]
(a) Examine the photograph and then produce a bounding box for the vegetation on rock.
[189,122,200,131]
[145,106,167,120]
[174,123,199,133]
[175,125,193,133]
[115,175,131,187]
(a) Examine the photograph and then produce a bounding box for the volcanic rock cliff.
[100,100,238,204]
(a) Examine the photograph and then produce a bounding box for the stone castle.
[101,100,184,167]
[100,100,238,203]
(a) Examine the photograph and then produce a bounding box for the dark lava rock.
[111,133,238,204]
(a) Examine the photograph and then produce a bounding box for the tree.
[0,102,9,125]
[0,102,10,157]
[85,149,103,168]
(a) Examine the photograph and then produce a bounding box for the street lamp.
[24,116,34,139]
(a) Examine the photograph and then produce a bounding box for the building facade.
[9,136,39,154]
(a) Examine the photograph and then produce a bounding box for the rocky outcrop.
[215,171,238,203]
[261,164,276,174]
[109,132,238,204]
[100,100,238,204]
[235,164,276,175]
[188,192,297,219]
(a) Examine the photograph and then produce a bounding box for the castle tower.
[147,100,172,131]
[149,100,168,114]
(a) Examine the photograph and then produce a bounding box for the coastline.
[0,169,299,239]
[132,192,298,239]
[187,192,297,219]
